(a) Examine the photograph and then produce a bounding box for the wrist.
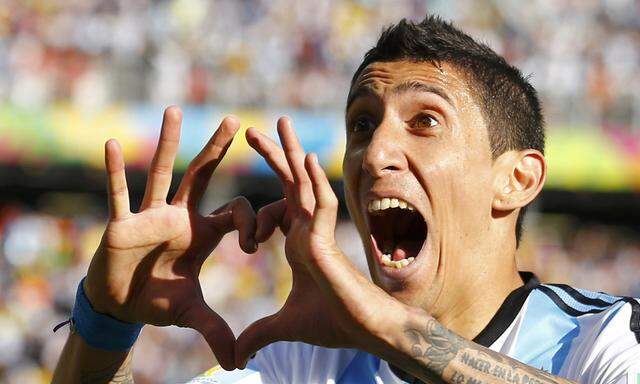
[373,303,436,365]
[84,251,113,315]
[366,301,419,360]
[72,277,143,351]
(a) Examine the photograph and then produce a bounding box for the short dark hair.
[349,15,545,246]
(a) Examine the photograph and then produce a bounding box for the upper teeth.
[368,197,415,213]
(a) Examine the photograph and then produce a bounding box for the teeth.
[368,197,416,214]
[380,254,416,269]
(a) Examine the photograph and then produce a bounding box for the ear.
[492,149,546,212]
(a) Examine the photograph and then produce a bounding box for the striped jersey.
[188,273,640,383]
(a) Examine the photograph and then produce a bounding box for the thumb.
[177,302,237,371]
[235,313,285,369]
[207,196,257,254]
[255,199,288,242]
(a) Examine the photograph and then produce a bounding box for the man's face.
[343,60,496,314]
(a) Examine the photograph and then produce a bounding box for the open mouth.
[367,197,428,270]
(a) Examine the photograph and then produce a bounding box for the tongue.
[392,239,422,261]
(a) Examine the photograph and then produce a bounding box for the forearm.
[52,330,134,384]
[378,308,576,384]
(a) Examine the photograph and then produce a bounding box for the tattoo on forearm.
[405,319,464,376]
[404,319,574,384]
[80,351,134,384]
[457,348,567,384]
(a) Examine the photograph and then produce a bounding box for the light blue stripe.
[511,290,580,375]
[336,351,380,384]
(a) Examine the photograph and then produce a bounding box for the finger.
[255,199,288,242]
[235,313,285,369]
[207,197,257,253]
[172,116,240,208]
[140,106,182,210]
[177,303,237,371]
[305,153,338,236]
[104,139,130,219]
[276,117,314,213]
[245,127,294,195]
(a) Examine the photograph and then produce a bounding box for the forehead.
[348,60,474,108]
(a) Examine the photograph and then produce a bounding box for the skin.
[53,107,255,382]
[342,60,528,338]
[236,60,568,384]
[54,62,571,383]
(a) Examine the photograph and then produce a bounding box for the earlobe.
[492,150,546,212]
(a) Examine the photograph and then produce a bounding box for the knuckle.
[205,142,225,157]
[256,206,269,218]
[188,166,213,185]
[232,196,251,210]
[326,195,339,207]
[152,164,173,176]
[183,163,199,179]
[234,195,250,204]
[298,177,311,186]
[111,185,128,196]
[111,191,127,202]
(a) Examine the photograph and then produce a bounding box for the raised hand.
[84,107,255,370]
[235,117,402,368]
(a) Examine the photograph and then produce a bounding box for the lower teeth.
[381,254,415,269]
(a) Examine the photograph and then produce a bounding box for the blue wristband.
[72,278,143,351]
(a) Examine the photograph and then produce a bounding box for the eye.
[350,115,376,134]
[410,113,439,130]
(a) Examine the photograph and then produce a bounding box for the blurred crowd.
[0,200,639,382]
[0,0,638,128]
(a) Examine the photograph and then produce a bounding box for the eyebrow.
[346,80,455,111]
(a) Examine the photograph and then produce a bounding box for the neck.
[435,252,524,341]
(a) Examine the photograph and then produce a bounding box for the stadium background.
[0,0,639,382]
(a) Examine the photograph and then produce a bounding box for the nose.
[362,119,407,177]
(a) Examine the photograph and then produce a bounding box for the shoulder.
[528,284,640,383]
[533,283,639,341]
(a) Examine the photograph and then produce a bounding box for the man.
[53,15,640,384]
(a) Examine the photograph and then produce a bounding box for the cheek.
[342,150,364,217]
[419,153,492,218]
[342,146,366,190]
[444,157,494,226]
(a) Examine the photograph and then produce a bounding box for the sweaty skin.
[343,60,526,340]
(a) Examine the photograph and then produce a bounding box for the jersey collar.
[388,271,540,383]
[472,271,540,347]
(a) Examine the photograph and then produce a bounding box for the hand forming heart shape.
[83,107,400,372]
